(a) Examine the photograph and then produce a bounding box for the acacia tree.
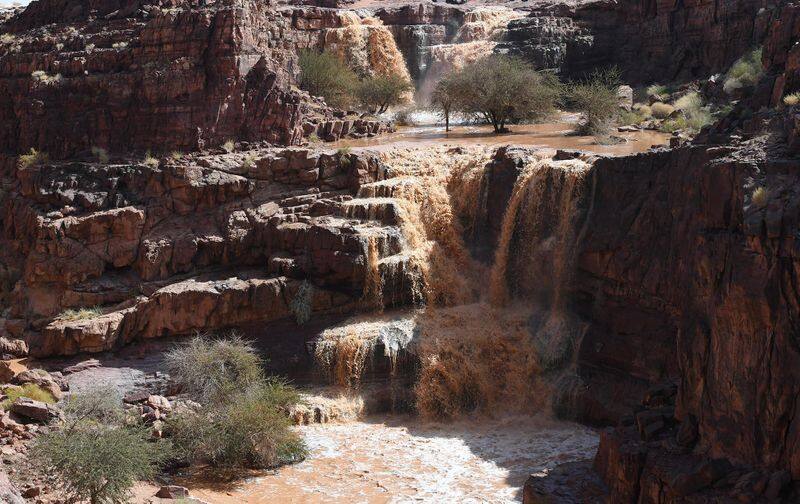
[433,55,560,133]
[432,74,458,132]
[356,73,413,114]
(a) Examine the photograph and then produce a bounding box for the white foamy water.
[174,415,598,504]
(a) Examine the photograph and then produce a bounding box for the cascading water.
[313,145,595,420]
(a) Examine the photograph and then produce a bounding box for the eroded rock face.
[0,145,422,357]
[0,0,392,158]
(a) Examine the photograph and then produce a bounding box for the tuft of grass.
[752,186,769,207]
[674,91,703,111]
[222,139,236,153]
[1,383,55,410]
[723,48,763,95]
[91,146,109,164]
[664,92,714,134]
[241,153,257,171]
[18,148,49,168]
[308,133,321,144]
[143,151,159,168]
[784,93,800,106]
[58,306,103,322]
[646,83,671,101]
[112,41,128,49]
[0,33,16,45]
[651,102,675,119]
[169,151,183,162]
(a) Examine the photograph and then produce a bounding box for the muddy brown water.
[135,415,597,504]
[332,121,669,156]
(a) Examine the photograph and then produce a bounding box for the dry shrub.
[651,102,675,119]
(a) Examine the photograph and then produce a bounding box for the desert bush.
[58,306,103,321]
[393,108,416,126]
[298,49,359,109]
[91,146,110,163]
[435,55,560,133]
[566,67,622,135]
[165,334,263,403]
[1,384,55,410]
[168,381,305,469]
[784,93,800,106]
[356,73,413,114]
[60,387,126,428]
[723,48,763,95]
[31,422,169,504]
[667,91,714,133]
[18,148,48,168]
[31,70,62,85]
[222,139,235,153]
[650,102,675,119]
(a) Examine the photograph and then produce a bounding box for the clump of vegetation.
[1,383,55,410]
[143,151,159,168]
[433,55,560,133]
[431,75,457,132]
[166,334,306,469]
[169,151,183,162]
[289,281,315,326]
[566,67,622,136]
[241,152,257,171]
[619,103,652,126]
[112,41,128,49]
[662,91,714,134]
[784,92,800,106]
[169,382,305,469]
[31,389,169,504]
[31,70,63,85]
[308,133,321,144]
[164,334,263,403]
[650,102,675,119]
[356,73,413,114]
[723,48,763,95]
[58,306,103,322]
[752,186,769,208]
[298,49,359,109]
[18,148,48,168]
[91,146,109,164]
[646,83,671,102]
[222,139,236,153]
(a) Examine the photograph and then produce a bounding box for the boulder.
[155,485,190,499]
[10,398,58,423]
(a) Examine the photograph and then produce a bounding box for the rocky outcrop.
[0,0,392,158]
[0,144,424,356]
[501,0,777,82]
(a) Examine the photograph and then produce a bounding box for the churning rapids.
[126,128,667,503]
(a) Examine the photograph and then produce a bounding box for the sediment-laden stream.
[137,415,597,504]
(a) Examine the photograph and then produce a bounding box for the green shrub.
[18,148,48,168]
[1,383,55,410]
[58,306,103,321]
[241,153,257,171]
[31,423,169,504]
[168,381,305,469]
[567,67,622,136]
[356,73,413,115]
[723,48,763,95]
[666,91,714,133]
[298,49,359,109]
[165,334,264,403]
[61,387,126,428]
